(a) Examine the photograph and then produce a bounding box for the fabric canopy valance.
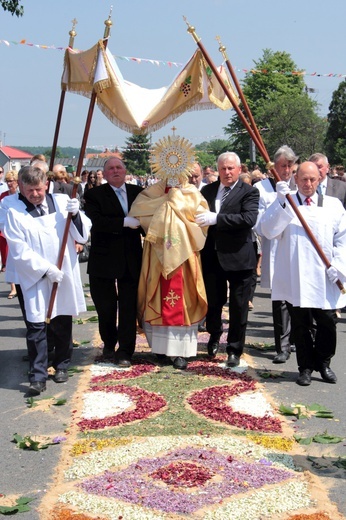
[61,40,238,133]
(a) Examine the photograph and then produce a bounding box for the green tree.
[122,133,151,176]
[224,49,325,162]
[324,80,346,164]
[195,150,216,168]
[1,0,23,16]
[43,146,63,159]
[195,139,230,167]
[255,93,326,159]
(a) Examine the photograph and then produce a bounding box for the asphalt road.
[0,264,345,518]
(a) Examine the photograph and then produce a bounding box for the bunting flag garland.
[1,38,346,77]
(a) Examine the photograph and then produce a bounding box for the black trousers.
[286,303,337,371]
[16,284,55,352]
[89,272,138,360]
[272,300,292,354]
[248,240,259,304]
[27,315,73,383]
[204,255,253,356]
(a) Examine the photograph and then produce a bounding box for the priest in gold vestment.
[129,136,208,369]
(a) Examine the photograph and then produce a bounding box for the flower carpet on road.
[43,338,340,520]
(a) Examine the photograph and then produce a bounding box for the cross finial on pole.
[69,18,78,47]
[216,35,228,61]
[171,126,177,135]
[104,6,113,38]
[183,15,200,43]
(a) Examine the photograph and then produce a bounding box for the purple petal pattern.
[80,447,294,514]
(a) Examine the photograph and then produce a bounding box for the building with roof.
[52,149,123,173]
[0,146,33,173]
[0,146,123,176]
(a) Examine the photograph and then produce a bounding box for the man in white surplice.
[4,166,91,396]
[260,161,346,387]
[253,145,298,364]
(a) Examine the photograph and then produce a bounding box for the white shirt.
[0,181,8,195]
[319,179,327,196]
[111,184,128,214]
[215,181,238,213]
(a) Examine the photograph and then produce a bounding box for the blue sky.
[1,0,345,152]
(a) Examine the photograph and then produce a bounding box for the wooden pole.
[216,36,266,157]
[184,19,345,293]
[49,19,78,171]
[46,12,113,323]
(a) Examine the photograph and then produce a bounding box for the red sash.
[160,267,184,325]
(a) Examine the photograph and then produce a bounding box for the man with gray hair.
[4,166,91,396]
[254,145,298,363]
[308,153,346,209]
[195,151,259,367]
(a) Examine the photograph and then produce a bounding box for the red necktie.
[304,197,312,206]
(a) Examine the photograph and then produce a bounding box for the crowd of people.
[0,143,345,394]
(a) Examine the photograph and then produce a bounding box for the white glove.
[46,265,64,284]
[327,265,338,284]
[123,216,140,229]
[276,181,291,204]
[66,198,79,216]
[195,211,217,227]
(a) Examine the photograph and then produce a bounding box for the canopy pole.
[183,18,345,294]
[49,19,78,171]
[46,10,114,323]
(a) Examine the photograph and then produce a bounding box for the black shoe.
[173,357,188,370]
[102,347,115,361]
[198,324,207,332]
[54,369,68,383]
[28,381,46,396]
[273,351,290,364]
[319,366,337,384]
[207,336,220,357]
[115,359,131,368]
[296,369,312,386]
[156,354,171,365]
[156,353,167,361]
[226,353,240,367]
[290,344,296,352]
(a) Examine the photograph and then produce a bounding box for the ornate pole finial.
[216,35,228,61]
[68,18,78,48]
[104,5,113,38]
[183,15,200,43]
[171,126,177,136]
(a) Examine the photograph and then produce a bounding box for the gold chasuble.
[129,180,208,327]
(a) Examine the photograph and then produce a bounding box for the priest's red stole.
[160,267,184,325]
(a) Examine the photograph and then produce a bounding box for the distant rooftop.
[0,146,33,160]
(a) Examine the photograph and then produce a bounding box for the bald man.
[261,161,346,386]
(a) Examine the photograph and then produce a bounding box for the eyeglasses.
[0,171,3,174]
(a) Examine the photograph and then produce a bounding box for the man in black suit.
[308,153,346,209]
[196,152,259,367]
[84,158,143,366]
